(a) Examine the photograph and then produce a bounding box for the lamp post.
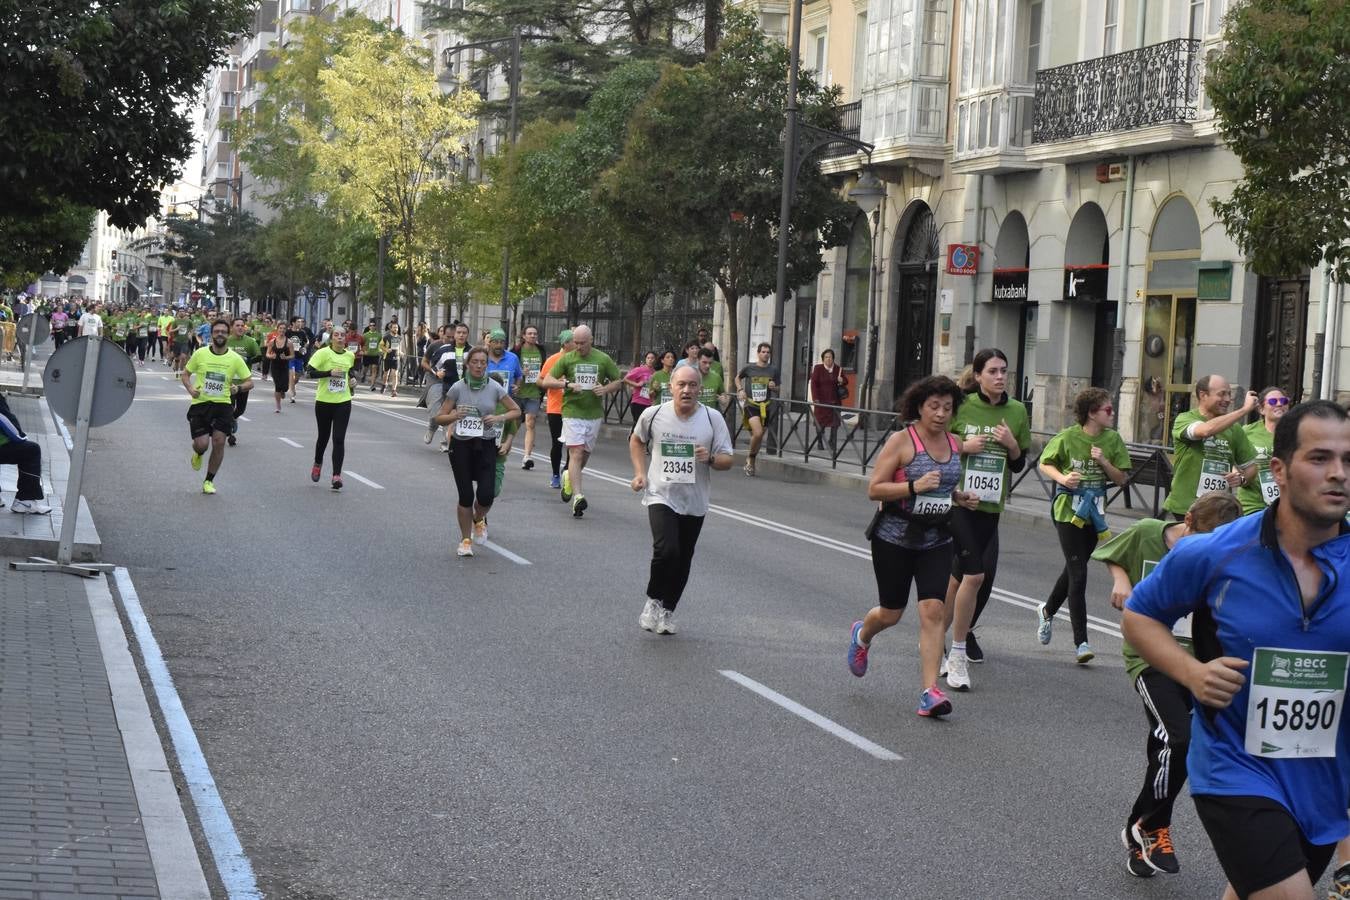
[847,170,886,411]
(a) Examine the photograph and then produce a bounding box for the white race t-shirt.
[77,313,103,336]
[634,402,733,517]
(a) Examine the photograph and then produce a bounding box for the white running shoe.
[655,607,677,635]
[639,599,659,632]
[946,648,971,691]
[9,499,52,515]
[456,539,474,557]
[1037,603,1053,645]
[424,426,436,445]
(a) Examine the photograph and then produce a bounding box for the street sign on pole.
[10,337,137,577]
[16,312,51,394]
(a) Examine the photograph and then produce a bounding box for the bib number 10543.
[963,453,1003,504]
[1245,647,1346,759]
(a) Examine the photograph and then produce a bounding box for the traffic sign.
[44,337,137,427]
[16,313,50,347]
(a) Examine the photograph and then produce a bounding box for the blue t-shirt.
[485,350,523,393]
[1127,508,1350,845]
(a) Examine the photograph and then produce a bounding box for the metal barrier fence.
[602,389,1176,517]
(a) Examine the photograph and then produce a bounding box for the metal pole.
[772,0,804,383]
[19,316,36,392]
[376,232,387,325]
[499,29,521,338]
[57,337,101,567]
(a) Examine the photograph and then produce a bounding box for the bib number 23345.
[1245,647,1347,759]
[657,441,695,484]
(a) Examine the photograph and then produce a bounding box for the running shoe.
[310,465,321,483]
[190,451,202,472]
[1330,861,1350,899]
[227,434,237,447]
[9,499,52,515]
[424,426,435,445]
[331,475,343,491]
[655,607,677,635]
[916,686,952,718]
[742,461,755,477]
[201,480,216,495]
[1076,642,1095,665]
[965,629,984,663]
[456,539,474,557]
[939,652,948,677]
[472,518,488,544]
[847,621,869,677]
[1130,822,1179,874]
[550,474,561,489]
[561,471,572,502]
[571,494,587,518]
[639,598,659,632]
[1121,827,1156,878]
[946,648,971,692]
[1036,603,1053,645]
[521,458,534,470]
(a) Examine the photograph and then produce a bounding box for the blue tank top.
[875,425,962,549]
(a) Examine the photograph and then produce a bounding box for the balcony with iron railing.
[819,101,863,162]
[951,83,1037,174]
[1027,38,1210,164]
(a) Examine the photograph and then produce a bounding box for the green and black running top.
[948,390,1031,515]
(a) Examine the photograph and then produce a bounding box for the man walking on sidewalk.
[0,394,51,514]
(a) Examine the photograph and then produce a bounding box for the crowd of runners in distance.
[9,298,1350,900]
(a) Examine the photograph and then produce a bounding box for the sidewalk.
[2,346,210,898]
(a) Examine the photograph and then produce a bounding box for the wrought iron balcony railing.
[820,101,862,160]
[1033,38,1200,144]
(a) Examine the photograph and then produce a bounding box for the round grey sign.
[16,313,50,347]
[43,337,137,426]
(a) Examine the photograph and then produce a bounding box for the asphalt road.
[80,362,1241,899]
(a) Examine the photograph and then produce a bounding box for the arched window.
[841,214,872,369]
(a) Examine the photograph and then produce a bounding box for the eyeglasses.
[1266,396,1290,407]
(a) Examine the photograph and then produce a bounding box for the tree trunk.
[721,286,739,397]
[704,0,720,56]
[628,293,649,366]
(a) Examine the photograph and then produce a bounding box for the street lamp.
[848,169,886,410]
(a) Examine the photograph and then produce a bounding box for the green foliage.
[0,0,252,229]
[1207,0,1350,280]
[0,196,94,289]
[601,8,853,377]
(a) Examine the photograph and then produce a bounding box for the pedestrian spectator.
[0,393,51,514]
[624,351,658,424]
[809,348,848,453]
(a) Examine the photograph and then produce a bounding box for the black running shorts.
[1193,794,1336,898]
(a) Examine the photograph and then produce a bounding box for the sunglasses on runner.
[1265,396,1290,407]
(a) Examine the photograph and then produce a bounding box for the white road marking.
[238,416,250,422]
[277,437,303,448]
[344,471,384,489]
[481,539,531,566]
[112,568,262,899]
[719,670,902,761]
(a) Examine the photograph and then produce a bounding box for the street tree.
[296,30,479,327]
[0,0,251,229]
[162,205,262,310]
[0,196,94,290]
[418,182,511,325]
[601,9,854,380]
[1207,0,1350,282]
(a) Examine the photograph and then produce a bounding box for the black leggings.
[314,401,351,472]
[647,504,706,610]
[949,508,1001,628]
[270,359,290,395]
[449,437,496,509]
[1129,669,1192,829]
[548,412,565,476]
[1043,519,1098,646]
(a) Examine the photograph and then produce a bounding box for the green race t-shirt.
[185,346,251,406]
[1163,410,1257,515]
[1236,420,1278,515]
[1040,425,1131,524]
[309,346,357,403]
[137,314,153,337]
[1091,518,1190,681]
[362,330,381,356]
[949,391,1032,514]
[225,335,260,365]
[549,348,621,420]
[517,346,543,400]
[649,369,674,404]
[698,369,723,406]
[109,316,129,341]
[172,318,193,339]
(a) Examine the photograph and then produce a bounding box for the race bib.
[656,441,696,484]
[138,326,148,337]
[1259,468,1280,506]
[637,383,649,402]
[202,371,228,399]
[911,491,952,517]
[523,358,541,384]
[750,380,768,402]
[574,364,599,391]
[1199,457,1231,494]
[963,453,1004,504]
[290,337,302,353]
[455,407,484,439]
[1245,648,1346,759]
[327,375,347,394]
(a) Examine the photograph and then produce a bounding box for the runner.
[134,307,153,366]
[77,303,103,337]
[624,350,658,425]
[539,324,623,517]
[649,349,677,406]
[1093,491,1241,878]
[1123,400,1350,900]
[513,325,547,469]
[285,316,314,403]
[422,326,462,449]
[735,342,781,476]
[433,346,520,557]
[170,308,194,373]
[181,319,253,494]
[413,323,431,387]
[108,310,130,354]
[1032,386,1131,670]
[361,320,382,387]
[380,321,403,397]
[846,376,978,718]
[1162,373,1259,520]
[628,364,735,634]
[485,329,522,396]
[224,318,261,446]
[943,348,1031,679]
[49,306,68,350]
[305,328,357,489]
[696,348,727,410]
[1237,387,1289,515]
[156,309,174,363]
[539,330,574,489]
[263,322,294,413]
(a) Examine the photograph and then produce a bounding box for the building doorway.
[791,282,817,401]
[1136,195,1202,442]
[1252,275,1309,399]
[892,203,939,403]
